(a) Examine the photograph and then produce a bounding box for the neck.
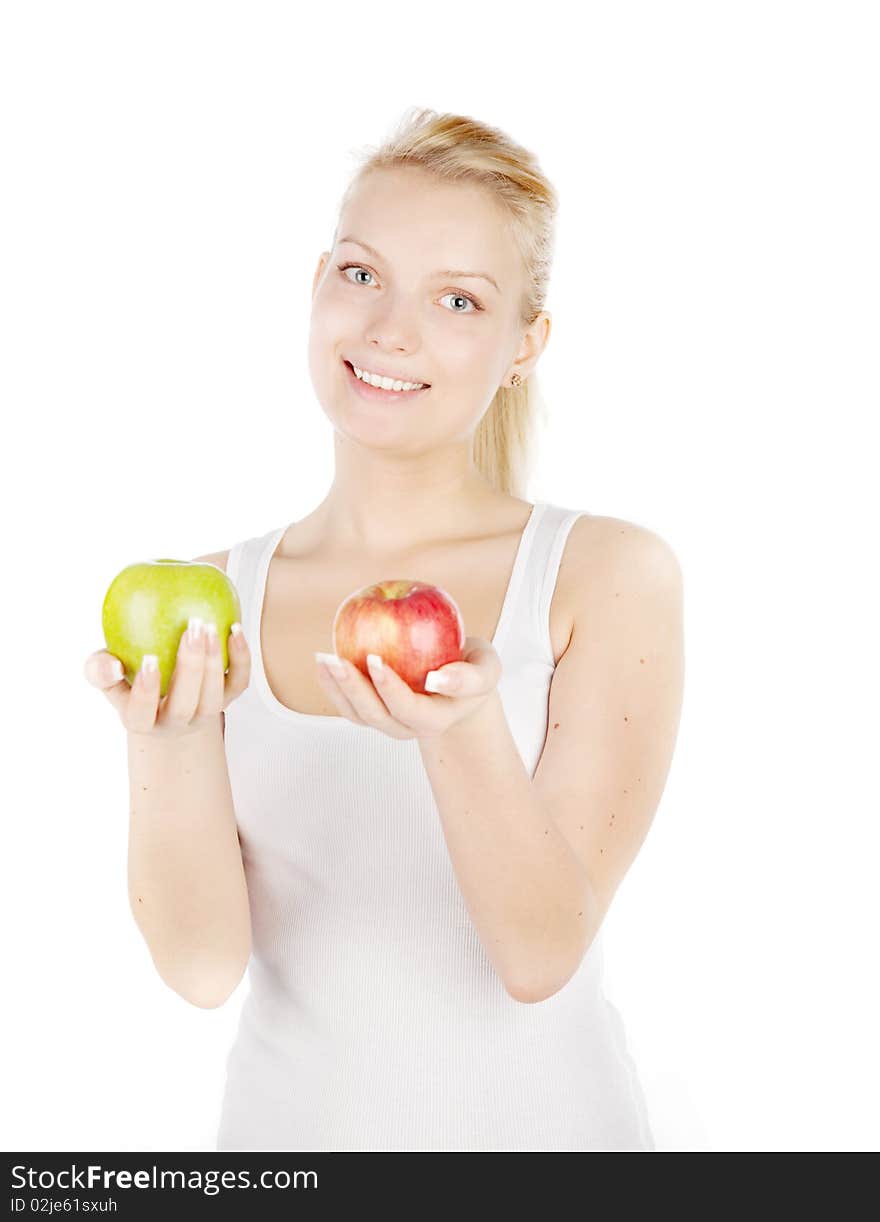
[309,436,499,557]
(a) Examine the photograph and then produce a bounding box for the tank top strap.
[504,502,591,665]
[225,526,285,644]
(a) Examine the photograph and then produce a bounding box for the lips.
[342,358,432,404]
[343,359,431,389]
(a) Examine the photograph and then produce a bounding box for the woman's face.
[308,166,527,454]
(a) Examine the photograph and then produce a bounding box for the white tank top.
[215,500,655,1152]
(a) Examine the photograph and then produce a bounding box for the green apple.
[102,559,242,697]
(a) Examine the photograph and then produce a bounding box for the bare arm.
[126,712,251,1008]
[88,548,252,1008]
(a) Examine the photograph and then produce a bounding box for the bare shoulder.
[192,550,230,572]
[561,513,683,618]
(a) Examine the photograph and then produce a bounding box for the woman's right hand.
[83,618,250,738]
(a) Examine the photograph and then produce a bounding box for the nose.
[364,300,421,357]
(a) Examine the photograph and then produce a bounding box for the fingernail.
[140,654,158,675]
[366,653,384,680]
[424,670,450,693]
[315,651,346,680]
[187,616,204,643]
[230,622,244,641]
[109,660,124,683]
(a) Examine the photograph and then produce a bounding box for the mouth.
[342,358,431,403]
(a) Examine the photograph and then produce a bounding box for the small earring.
[510,372,523,388]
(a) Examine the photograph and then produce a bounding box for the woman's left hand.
[314,637,501,740]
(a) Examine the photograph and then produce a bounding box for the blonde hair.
[332,107,559,497]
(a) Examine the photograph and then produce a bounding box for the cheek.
[310,290,365,348]
[443,323,500,366]
[306,322,342,394]
[308,298,348,357]
[440,344,504,398]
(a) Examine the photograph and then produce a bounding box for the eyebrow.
[337,236,501,294]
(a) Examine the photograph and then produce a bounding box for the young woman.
[85,108,684,1152]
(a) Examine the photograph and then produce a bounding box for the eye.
[337,263,483,313]
[439,291,481,314]
[338,263,375,286]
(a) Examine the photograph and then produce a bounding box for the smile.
[343,359,432,403]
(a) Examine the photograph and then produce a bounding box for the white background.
[2,0,877,1153]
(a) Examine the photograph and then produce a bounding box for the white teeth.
[352,363,426,392]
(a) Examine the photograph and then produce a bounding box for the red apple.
[332,580,465,693]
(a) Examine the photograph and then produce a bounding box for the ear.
[313,252,330,299]
[511,310,552,380]
[528,310,552,361]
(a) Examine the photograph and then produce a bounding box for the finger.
[196,621,225,717]
[328,655,398,725]
[125,655,161,733]
[84,649,126,690]
[425,637,500,697]
[331,655,413,738]
[84,649,135,720]
[222,622,251,704]
[423,662,469,696]
[315,659,368,725]
[365,653,423,721]
[161,617,207,726]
